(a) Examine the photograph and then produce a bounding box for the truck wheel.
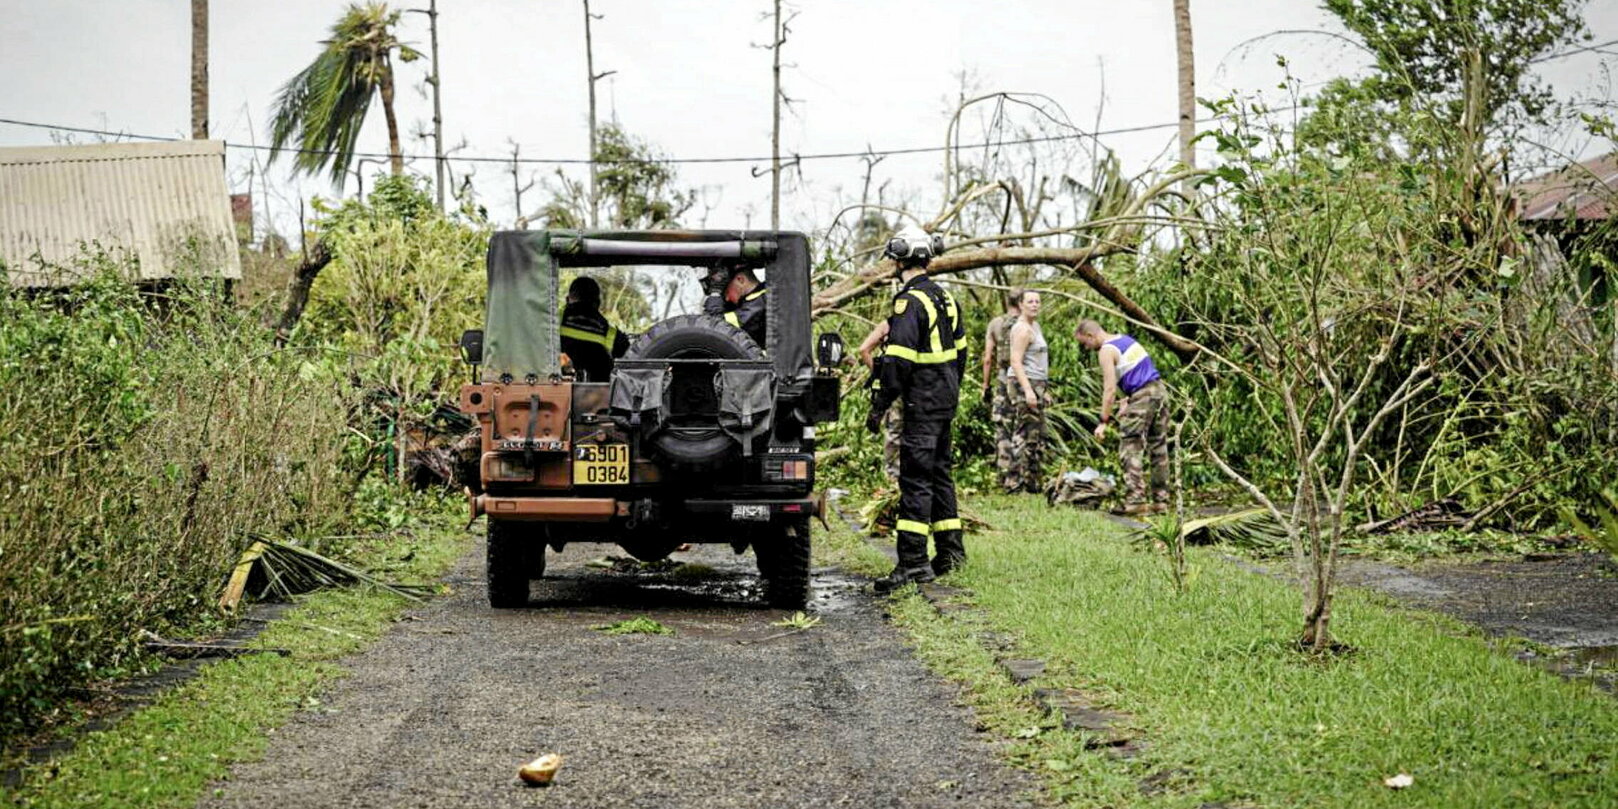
[757,517,811,610]
[623,314,766,472]
[625,313,765,362]
[486,519,542,608]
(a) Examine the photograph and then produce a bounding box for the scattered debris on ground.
[770,611,821,630]
[1359,498,1471,534]
[137,629,288,660]
[590,617,674,636]
[582,555,684,574]
[219,538,437,610]
[517,753,563,786]
[1045,468,1115,508]
[858,489,992,537]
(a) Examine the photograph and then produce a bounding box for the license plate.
[731,504,771,522]
[572,443,629,485]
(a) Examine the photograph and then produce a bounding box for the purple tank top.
[1106,335,1160,395]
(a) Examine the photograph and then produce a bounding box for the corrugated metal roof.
[0,140,243,286]
[1512,152,1618,222]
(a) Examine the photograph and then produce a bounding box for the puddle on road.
[1517,645,1618,693]
[1569,645,1618,667]
[515,555,873,643]
[543,565,867,615]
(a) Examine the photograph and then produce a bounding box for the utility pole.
[410,1,446,210]
[583,0,614,228]
[191,0,208,138]
[770,0,783,229]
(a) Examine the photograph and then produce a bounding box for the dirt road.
[198,534,1035,809]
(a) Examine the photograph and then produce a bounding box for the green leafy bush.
[0,260,361,738]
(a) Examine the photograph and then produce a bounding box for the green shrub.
[0,262,361,738]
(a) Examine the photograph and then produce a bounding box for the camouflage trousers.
[1118,380,1170,505]
[882,406,903,481]
[990,378,1015,490]
[1002,378,1049,493]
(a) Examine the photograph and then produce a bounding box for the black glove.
[865,411,883,435]
[700,267,731,297]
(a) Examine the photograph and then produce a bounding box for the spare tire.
[623,314,766,471]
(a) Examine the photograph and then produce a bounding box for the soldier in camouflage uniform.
[981,292,1020,491]
[1075,320,1170,514]
[858,319,904,481]
[1004,290,1050,493]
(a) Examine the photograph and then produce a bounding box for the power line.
[0,110,1271,168]
[1530,38,1618,64]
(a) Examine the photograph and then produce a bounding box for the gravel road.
[198,533,1036,809]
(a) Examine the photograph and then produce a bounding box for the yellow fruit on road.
[518,753,563,786]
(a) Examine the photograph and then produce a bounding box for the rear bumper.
[471,492,821,524]
[473,496,618,522]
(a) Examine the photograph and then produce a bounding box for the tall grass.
[0,260,361,738]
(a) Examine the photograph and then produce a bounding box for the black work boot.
[931,553,964,578]
[873,565,936,594]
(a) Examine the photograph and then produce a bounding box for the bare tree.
[507,139,536,225]
[815,89,1206,359]
[812,169,1206,360]
[191,0,208,138]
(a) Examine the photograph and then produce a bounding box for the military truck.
[457,230,843,609]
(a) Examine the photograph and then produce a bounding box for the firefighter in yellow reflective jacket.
[866,226,966,593]
[560,276,629,382]
[701,264,769,348]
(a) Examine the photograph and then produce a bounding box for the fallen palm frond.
[858,489,900,537]
[1179,508,1287,552]
[218,537,437,610]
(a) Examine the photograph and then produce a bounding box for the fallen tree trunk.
[812,244,1199,360]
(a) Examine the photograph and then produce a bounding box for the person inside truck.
[702,263,769,348]
[559,276,629,382]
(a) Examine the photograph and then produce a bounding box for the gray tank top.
[1004,321,1049,381]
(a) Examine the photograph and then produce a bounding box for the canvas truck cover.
[483,231,559,382]
[482,229,815,391]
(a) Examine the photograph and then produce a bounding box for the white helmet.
[884,225,944,263]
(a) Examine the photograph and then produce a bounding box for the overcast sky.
[3,0,1616,240]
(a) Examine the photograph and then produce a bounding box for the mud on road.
[198,534,1036,809]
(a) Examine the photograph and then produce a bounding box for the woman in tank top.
[1004,290,1050,493]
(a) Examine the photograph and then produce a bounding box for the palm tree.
[268,2,419,186]
[1173,0,1195,180]
[191,0,207,139]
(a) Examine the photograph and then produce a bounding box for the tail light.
[761,455,812,482]
[484,453,534,482]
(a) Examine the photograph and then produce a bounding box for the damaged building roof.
[1513,151,1618,223]
[0,139,242,286]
